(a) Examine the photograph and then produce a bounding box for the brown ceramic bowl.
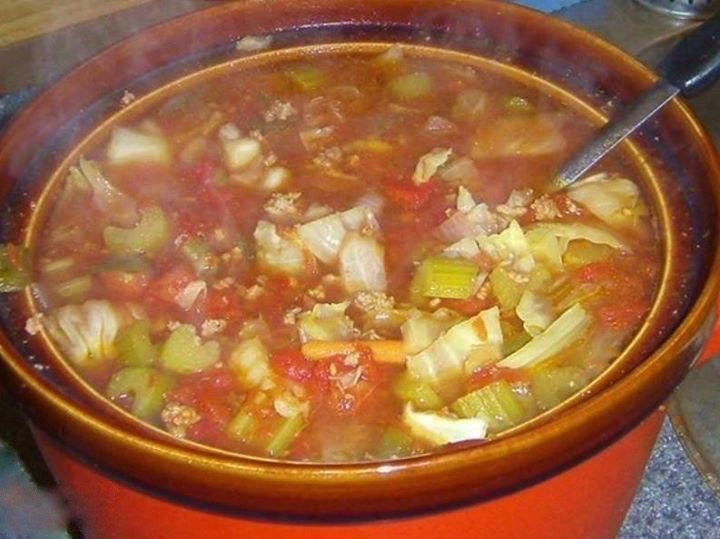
[0,0,719,521]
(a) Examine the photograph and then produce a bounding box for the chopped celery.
[489,266,525,309]
[343,138,393,154]
[531,365,590,410]
[55,275,92,299]
[562,240,614,268]
[410,256,479,301]
[451,89,487,123]
[93,255,152,274]
[103,206,170,257]
[159,324,220,374]
[115,320,157,367]
[393,372,443,410]
[527,263,553,292]
[228,337,274,389]
[451,379,527,432]
[181,238,219,277]
[266,413,305,457]
[388,72,432,100]
[0,244,31,292]
[374,426,414,459]
[503,95,535,114]
[226,409,256,443]
[285,66,326,92]
[106,366,174,421]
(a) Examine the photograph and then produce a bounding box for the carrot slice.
[301,340,406,364]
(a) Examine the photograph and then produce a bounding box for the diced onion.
[107,127,170,166]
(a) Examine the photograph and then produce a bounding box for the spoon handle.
[552,11,720,190]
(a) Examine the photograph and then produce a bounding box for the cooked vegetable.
[393,372,443,410]
[228,337,275,389]
[103,206,170,257]
[226,409,256,443]
[451,89,487,123]
[375,426,414,459]
[412,148,452,185]
[285,65,326,92]
[567,174,647,228]
[42,300,127,369]
[497,303,589,369]
[410,256,480,301]
[0,244,31,292]
[388,72,432,100]
[115,320,157,367]
[338,232,387,293]
[297,302,357,342]
[451,379,528,431]
[407,307,503,386]
[106,366,174,420]
[55,276,92,299]
[180,238,218,277]
[531,366,590,410]
[516,290,553,336]
[401,309,460,355]
[266,413,306,457]
[72,158,139,226]
[159,324,220,374]
[254,220,307,275]
[527,222,628,252]
[402,403,487,445]
[301,340,406,364]
[470,113,566,159]
[489,266,525,310]
[107,126,170,166]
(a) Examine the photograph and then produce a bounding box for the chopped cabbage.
[498,303,589,369]
[402,403,487,445]
[338,232,387,293]
[456,186,476,212]
[72,158,138,226]
[228,336,276,390]
[516,290,553,336]
[103,205,170,257]
[401,309,461,355]
[107,126,170,166]
[254,220,307,275]
[477,220,535,274]
[407,306,503,386]
[42,300,129,369]
[297,302,358,343]
[567,173,647,228]
[527,222,628,252]
[470,113,566,159]
[412,147,452,184]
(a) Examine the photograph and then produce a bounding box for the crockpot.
[0,1,719,537]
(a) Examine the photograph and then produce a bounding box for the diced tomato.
[186,160,217,184]
[597,302,648,330]
[383,180,437,210]
[203,288,244,323]
[149,265,196,304]
[98,270,150,300]
[575,262,617,284]
[271,348,315,383]
[468,365,530,390]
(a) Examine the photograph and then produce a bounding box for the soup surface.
[24,46,660,462]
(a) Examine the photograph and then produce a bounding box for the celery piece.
[285,65,326,92]
[562,240,613,269]
[106,366,175,421]
[503,95,535,114]
[181,237,219,277]
[489,266,525,310]
[55,275,92,299]
[226,409,256,443]
[451,379,527,432]
[265,413,305,457]
[159,324,220,374]
[531,366,589,411]
[103,205,170,257]
[343,138,393,154]
[502,329,532,356]
[374,426,414,459]
[388,72,432,100]
[393,372,444,411]
[93,255,152,274]
[0,244,31,292]
[115,320,157,367]
[411,256,479,300]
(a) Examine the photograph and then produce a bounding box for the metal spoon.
[551,11,720,191]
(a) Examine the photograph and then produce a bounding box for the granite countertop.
[0,0,719,537]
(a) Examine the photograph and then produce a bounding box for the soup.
[21,45,660,462]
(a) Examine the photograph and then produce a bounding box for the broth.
[26,46,660,462]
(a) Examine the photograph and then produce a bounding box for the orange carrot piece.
[301,340,407,364]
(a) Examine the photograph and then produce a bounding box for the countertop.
[0,0,718,537]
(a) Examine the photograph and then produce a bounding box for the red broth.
[28,47,660,462]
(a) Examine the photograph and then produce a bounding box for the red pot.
[0,1,719,537]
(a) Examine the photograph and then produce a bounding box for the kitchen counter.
[0,0,718,536]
